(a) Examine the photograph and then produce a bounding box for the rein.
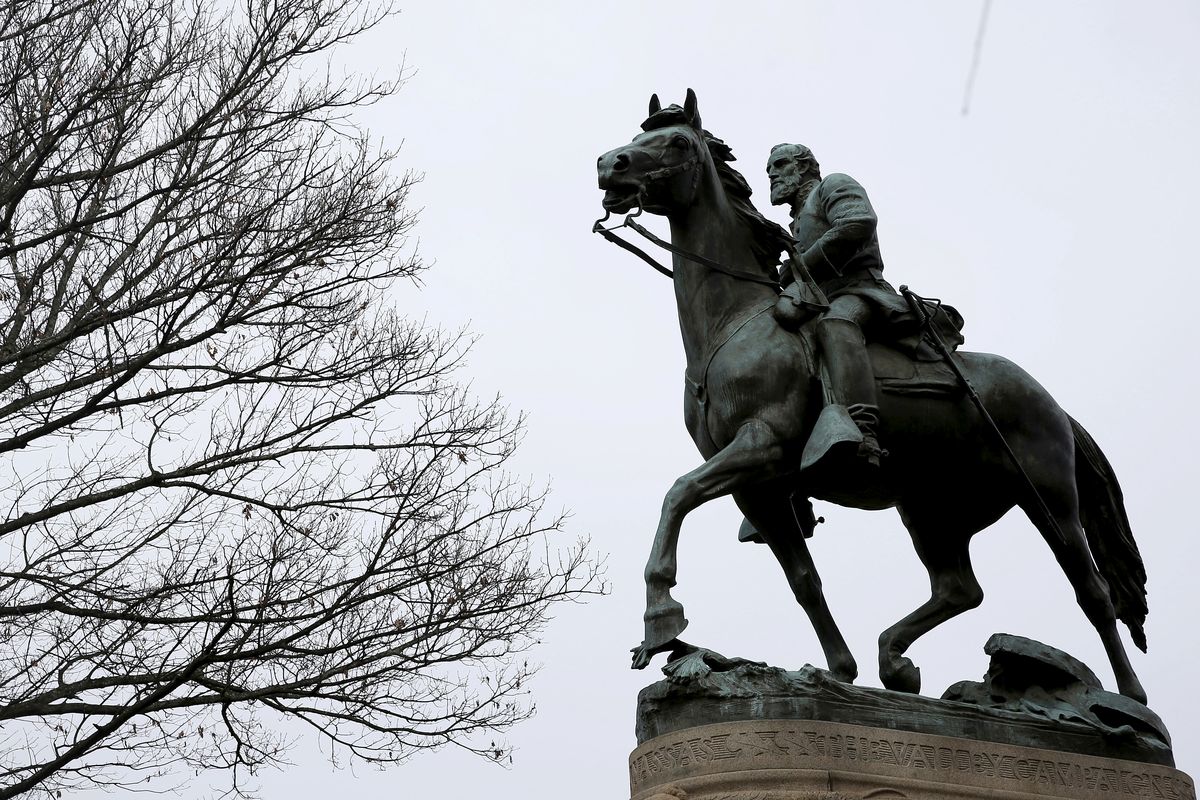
[592,209,781,290]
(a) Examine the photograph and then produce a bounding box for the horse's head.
[597,88,709,217]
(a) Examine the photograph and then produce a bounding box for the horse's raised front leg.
[632,419,787,670]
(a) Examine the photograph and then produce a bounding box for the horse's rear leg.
[736,490,857,682]
[879,507,984,694]
[1020,485,1148,703]
[633,419,788,669]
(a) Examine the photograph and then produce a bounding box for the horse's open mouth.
[602,187,640,213]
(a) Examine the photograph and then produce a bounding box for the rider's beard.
[769,173,801,206]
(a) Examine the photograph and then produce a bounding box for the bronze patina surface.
[595,90,1150,708]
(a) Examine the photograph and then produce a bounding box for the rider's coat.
[784,173,964,355]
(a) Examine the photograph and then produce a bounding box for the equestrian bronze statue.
[594,89,1149,704]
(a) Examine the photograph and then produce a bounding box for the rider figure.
[766,143,914,467]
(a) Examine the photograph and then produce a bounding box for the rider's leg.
[816,295,883,465]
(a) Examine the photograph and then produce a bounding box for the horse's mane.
[642,106,792,278]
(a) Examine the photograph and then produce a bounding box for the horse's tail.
[1070,416,1148,652]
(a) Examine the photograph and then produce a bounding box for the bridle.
[592,139,782,291]
[644,151,699,186]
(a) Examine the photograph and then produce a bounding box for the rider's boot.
[817,317,884,467]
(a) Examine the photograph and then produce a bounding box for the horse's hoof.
[881,656,922,694]
[830,657,858,684]
[644,597,688,650]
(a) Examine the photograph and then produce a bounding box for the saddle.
[800,341,964,472]
[868,342,963,398]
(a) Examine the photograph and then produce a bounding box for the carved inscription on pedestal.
[629,720,1195,800]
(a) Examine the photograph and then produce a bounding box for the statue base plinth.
[628,644,1193,800]
[628,718,1194,800]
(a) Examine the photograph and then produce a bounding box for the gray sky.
[251,1,1200,796]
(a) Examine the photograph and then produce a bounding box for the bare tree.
[0,0,601,795]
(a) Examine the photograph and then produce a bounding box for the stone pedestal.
[627,641,1194,800]
[629,718,1195,800]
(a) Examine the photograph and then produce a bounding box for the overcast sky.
[245,1,1199,797]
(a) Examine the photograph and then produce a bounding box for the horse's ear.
[648,93,662,116]
[684,87,700,128]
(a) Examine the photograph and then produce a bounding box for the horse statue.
[594,89,1149,703]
